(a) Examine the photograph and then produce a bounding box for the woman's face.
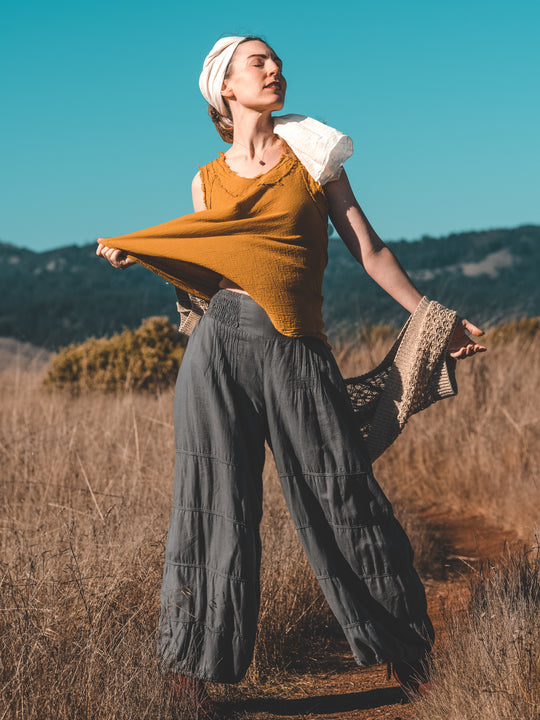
[221,39,287,115]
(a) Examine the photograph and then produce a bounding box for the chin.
[248,96,285,114]
[270,97,285,112]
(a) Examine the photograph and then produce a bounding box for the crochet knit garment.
[175,289,210,337]
[343,296,459,462]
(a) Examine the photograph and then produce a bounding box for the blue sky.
[1,0,539,252]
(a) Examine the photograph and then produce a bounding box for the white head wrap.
[199,36,246,117]
[199,37,354,185]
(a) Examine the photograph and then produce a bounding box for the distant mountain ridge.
[1,224,538,350]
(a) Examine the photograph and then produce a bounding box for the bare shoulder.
[191,170,206,212]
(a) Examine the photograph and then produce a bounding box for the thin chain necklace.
[229,135,280,166]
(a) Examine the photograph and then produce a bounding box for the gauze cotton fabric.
[273,114,353,185]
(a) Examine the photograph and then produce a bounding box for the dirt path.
[215,509,522,720]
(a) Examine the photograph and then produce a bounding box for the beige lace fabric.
[175,288,209,336]
[343,296,459,461]
[175,291,460,462]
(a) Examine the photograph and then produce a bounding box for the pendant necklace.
[231,136,279,166]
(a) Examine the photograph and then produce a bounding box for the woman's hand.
[96,239,136,269]
[447,318,487,359]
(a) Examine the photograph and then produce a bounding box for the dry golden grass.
[335,331,540,542]
[1,325,539,718]
[0,361,340,719]
[415,544,540,720]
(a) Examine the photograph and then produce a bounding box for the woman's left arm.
[324,169,487,359]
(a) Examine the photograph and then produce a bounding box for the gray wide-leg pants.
[158,289,434,683]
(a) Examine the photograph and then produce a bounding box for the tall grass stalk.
[415,544,540,720]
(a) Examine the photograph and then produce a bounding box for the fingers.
[447,317,487,359]
[462,318,485,336]
[102,247,119,263]
[449,342,487,359]
[96,239,114,259]
[95,240,129,268]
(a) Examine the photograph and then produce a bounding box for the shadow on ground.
[223,685,408,716]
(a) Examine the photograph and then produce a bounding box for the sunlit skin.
[97,39,486,360]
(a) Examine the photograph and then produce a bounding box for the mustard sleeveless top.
[103,146,332,348]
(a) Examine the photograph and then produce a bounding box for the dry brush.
[0,319,538,718]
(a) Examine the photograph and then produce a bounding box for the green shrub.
[43,317,186,393]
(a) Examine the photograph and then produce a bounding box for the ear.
[221,78,235,101]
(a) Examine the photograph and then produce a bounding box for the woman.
[97,35,485,710]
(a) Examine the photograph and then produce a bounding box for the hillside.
[1,224,538,350]
[324,224,540,339]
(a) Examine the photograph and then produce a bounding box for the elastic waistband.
[206,289,282,339]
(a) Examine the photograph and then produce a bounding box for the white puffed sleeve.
[273,114,353,186]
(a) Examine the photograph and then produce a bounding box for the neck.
[229,108,276,159]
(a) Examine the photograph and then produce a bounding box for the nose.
[267,60,281,78]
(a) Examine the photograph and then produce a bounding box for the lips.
[264,81,282,90]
